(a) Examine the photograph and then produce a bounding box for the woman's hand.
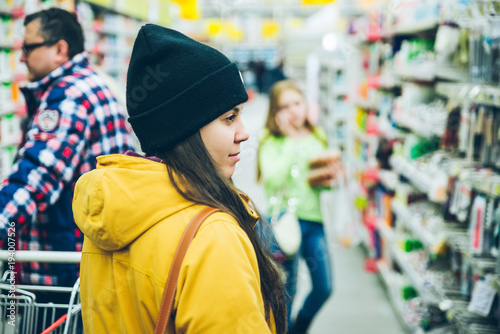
[307,152,345,187]
[275,112,309,138]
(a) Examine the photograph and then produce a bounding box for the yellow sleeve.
[175,217,273,334]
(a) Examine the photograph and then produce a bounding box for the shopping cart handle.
[0,250,81,263]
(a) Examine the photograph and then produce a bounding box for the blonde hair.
[264,80,315,137]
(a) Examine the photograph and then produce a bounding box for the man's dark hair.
[24,8,84,58]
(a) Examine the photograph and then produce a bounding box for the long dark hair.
[150,132,287,334]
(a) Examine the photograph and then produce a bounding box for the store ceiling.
[198,0,326,18]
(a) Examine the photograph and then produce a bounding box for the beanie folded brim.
[128,63,248,153]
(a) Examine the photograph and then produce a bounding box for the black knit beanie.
[126,24,248,153]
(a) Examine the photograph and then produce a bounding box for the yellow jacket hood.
[73,154,198,251]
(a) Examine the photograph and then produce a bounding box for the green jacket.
[258,128,328,223]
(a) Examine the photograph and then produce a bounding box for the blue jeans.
[260,218,333,328]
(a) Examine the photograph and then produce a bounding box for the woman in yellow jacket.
[72,24,286,334]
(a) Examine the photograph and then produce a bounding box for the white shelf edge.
[97,28,137,39]
[390,19,439,35]
[94,47,131,56]
[0,74,14,83]
[0,43,14,49]
[390,156,448,203]
[390,244,441,304]
[435,66,469,82]
[378,170,398,191]
[394,65,437,82]
[377,218,395,243]
[390,155,430,194]
[436,82,500,108]
[391,200,440,249]
[353,100,378,110]
[1,140,19,149]
[376,261,416,334]
[392,114,443,139]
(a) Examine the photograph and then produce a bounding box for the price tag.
[494,183,500,196]
[467,279,496,317]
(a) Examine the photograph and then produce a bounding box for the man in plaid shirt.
[0,8,137,288]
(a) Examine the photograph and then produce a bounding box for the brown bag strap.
[155,207,220,334]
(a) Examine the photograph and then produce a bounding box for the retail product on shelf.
[325,0,500,331]
[0,4,26,179]
[77,2,143,86]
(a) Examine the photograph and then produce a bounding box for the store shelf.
[389,155,430,193]
[391,200,445,249]
[379,75,401,89]
[381,217,496,332]
[389,155,447,203]
[0,43,14,49]
[81,0,150,22]
[377,260,393,287]
[392,113,442,139]
[0,74,13,83]
[390,19,439,36]
[436,82,500,108]
[1,139,19,149]
[390,244,441,304]
[353,100,378,110]
[0,103,16,116]
[395,65,437,82]
[338,2,500,332]
[378,170,398,191]
[493,275,500,292]
[94,47,131,56]
[376,261,415,334]
[415,325,458,334]
[330,113,349,123]
[96,27,137,39]
[353,128,378,143]
[377,218,396,243]
[463,252,498,277]
[101,66,128,75]
[447,230,499,278]
[435,66,469,82]
[331,88,348,96]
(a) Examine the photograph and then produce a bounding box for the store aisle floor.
[233,93,405,334]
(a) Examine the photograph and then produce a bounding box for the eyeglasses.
[21,41,57,56]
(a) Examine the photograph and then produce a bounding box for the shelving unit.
[391,200,445,250]
[389,155,448,203]
[318,52,352,160]
[77,1,147,86]
[320,0,500,332]
[376,260,416,334]
[390,19,439,36]
[437,82,500,108]
[0,5,24,179]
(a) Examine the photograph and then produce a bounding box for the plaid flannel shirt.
[0,52,137,286]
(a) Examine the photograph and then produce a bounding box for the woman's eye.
[226,114,236,122]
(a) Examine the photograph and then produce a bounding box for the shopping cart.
[0,250,82,334]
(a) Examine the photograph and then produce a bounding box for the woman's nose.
[235,122,249,143]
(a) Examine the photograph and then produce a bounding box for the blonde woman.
[258,80,338,334]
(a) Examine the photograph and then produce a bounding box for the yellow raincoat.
[73,154,275,333]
